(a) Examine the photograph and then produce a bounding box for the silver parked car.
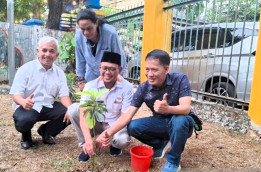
[127,22,259,106]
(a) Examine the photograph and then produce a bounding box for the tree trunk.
[46,0,63,30]
[46,0,74,30]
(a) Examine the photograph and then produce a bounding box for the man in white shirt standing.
[9,36,72,150]
[68,52,133,162]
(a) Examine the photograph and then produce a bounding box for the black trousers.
[13,101,67,137]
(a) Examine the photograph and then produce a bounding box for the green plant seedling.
[76,88,109,172]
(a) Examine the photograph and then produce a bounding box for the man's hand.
[154,93,169,114]
[82,138,95,157]
[22,93,34,110]
[63,111,70,125]
[96,131,111,152]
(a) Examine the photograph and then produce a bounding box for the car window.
[171,29,201,52]
[221,28,234,47]
[171,25,258,52]
[229,28,258,44]
[198,28,219,49]
[172,28,221,51]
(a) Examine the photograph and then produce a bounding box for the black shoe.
[37,125,56,145]
[110,146,122,157]
[78,151,90,162]
[21,131,38,150]
[20,139,31,150]
[42,136,56,145]
[20,140,38,149]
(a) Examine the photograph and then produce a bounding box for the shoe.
[20,140,38,149]
[21,131,36,150]
[161,162,181,172]
[20,139,31,150]
[110,146,122,157]
[78,151,90,162]
[42,136,56,145]
[153,140,171,159]
[37,126,56,145]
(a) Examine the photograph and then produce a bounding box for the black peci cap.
[101,52,121,66]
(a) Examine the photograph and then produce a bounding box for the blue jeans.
[127,115,194,165]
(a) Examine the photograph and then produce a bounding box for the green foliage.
[59,32,76,73]
[76,89,109,129]
[206,0,260,22]
[172,0,205,21]
[0,0,45,22]
[132,41,142,51]
[76,88,108,172]
[65,73,78,103]
[125,18,143,51]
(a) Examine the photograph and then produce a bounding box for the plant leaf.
[76,90,92,96]
[86,112,95,129]
[79,88,108,129]
[59,51,69,60]
[83,108,90,117]
[71,37,76,46]
[89,88,99,98]
[66,45,72,50]
[97,88,109,98]
[95,111,101,121]
[80,102,88,108]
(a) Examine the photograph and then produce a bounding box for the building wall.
[100,0,143,10]
[0,22,65,81]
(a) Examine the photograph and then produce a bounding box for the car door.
[169,27,216,91]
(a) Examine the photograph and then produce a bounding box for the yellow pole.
[140,0,172,83]
[248,15,261,127]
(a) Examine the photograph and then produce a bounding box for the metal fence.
[105,5,144,83]
[107,0,260,110]
[1,0,259,109]
[167,0,260,110]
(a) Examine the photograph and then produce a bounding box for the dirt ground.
[1,93,261,172]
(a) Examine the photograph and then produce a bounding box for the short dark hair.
[145,49,170,66]
[76,9,107,26]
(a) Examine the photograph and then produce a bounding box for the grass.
[49,159,76,169]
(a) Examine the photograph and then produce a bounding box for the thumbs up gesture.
[104,131,111,146]
[22,93,35,110]
[154,93,169,114]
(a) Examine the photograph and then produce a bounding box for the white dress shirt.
[10,59,69,112]
[80,75,133,126]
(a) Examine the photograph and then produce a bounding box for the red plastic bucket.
[130,146,154,172]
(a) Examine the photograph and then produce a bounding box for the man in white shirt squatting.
[9,36,72,150]
[68,51,133,162]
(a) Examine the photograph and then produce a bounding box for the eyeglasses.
[100,66,117,72]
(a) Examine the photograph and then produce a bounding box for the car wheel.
[206,82,235,106]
